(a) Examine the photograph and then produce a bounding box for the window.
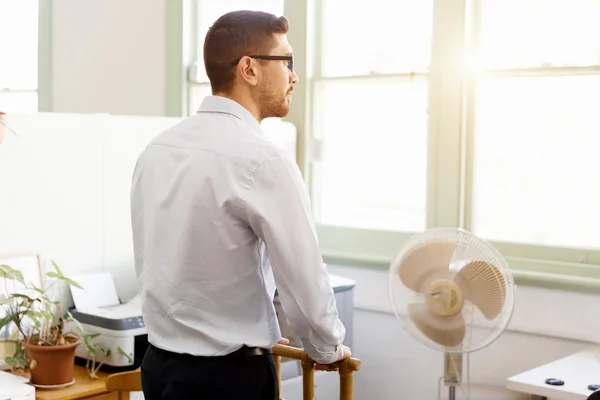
[292,0,600,274]
[0,0,39,112]
[188,0,285,115]
[311,0,434,232]
[469,0,600,254]
[178,0,600,277]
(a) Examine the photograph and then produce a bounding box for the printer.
[65,273,148,372]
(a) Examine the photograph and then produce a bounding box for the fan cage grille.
[388,227,516,354]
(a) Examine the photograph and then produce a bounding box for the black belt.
[150,343,271,357]
[229,346,272,356]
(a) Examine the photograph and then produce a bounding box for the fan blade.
[408,303,465,347]
[398,241,456,293]
[455,261,506,320]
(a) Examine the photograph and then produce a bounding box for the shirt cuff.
[300,340,344,364]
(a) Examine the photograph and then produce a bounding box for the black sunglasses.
[232,55,294,72]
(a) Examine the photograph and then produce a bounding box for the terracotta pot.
[25,338,81,386]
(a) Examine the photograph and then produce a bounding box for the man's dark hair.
[203,10,289,94]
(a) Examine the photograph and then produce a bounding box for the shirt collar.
[197,95,262,134]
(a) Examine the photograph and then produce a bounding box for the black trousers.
[141,343,279,400]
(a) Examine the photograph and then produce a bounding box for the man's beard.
[259,88,289,120]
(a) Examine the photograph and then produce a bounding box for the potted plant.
[0,261,85,386]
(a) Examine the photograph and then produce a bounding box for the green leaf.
[51,260,63,276]
[10,293,37,303]
[62,276,84,290]
[8,330,19,341]
[5,355,28,368]
[0,314,12,329]
[66,313,86,335]
[0,265,25,284]
[25,310,41,319]
[117,347,133,363]
[46,272,84,290]
[82,332,101,354]
[83,339,96,353]
[0,294,13,306]
[31,284,45,295]
[85,333,101,340]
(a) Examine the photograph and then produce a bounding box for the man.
[130,9,351,400]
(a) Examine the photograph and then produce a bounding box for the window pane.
[195,0,285,83]
[0,0,38,90]
[314,79,428,231]
[479,0,600,69]
[0,92,38,112]
[471,75,600,249]
[322,0,433,76]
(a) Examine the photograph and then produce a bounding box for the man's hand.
[314,345,351,371]
[277,338,290,345]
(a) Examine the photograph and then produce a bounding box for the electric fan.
[388,227,516,400]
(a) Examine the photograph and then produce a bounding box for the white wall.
[0,112,181,303]
[51,0,166,116]
[327,265,600,399]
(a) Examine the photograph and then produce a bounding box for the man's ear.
[238,57,258,87]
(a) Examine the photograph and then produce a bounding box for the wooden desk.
[15,365,122,400]
[506,349,600,400]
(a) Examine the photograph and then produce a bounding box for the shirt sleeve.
[243,151,346,364]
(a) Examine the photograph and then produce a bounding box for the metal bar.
[449,386,456,400]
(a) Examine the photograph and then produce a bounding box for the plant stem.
[1,304,28,339]
[93,360,104,376]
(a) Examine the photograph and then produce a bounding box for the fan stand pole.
[444,353,462,400]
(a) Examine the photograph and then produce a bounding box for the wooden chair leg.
[274,354,283,400]
[339,359,355,400]
[301,355,315,400]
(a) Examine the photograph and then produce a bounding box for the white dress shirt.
[130,96,345,364]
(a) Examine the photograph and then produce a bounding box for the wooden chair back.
[105,369,142,400]
[105,344,362,400]
[272,344,362,400]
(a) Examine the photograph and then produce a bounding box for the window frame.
[0,0,52,112]
[286,0,466,269]
[177,0,600,288]
[461,0,600,281]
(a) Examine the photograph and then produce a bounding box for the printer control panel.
[69,308,146,332]
[123,316,145,330]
